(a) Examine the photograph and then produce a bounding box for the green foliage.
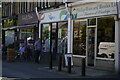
[43,27,50,39]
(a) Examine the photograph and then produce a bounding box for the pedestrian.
[24,45,31,61]
[34,38,41,63]
[19,45,25,60]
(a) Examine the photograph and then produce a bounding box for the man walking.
[34,38,41,63]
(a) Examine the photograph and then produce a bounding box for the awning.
[2,26,17,30]
[16,24,37,29]
[2,24,37,30]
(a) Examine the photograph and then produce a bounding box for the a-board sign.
[64,54,73,66]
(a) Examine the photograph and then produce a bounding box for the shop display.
[98,42,115,58]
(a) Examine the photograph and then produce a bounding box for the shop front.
[70,2,118,71]
[18,12,39,47]
[39,8,68,64]
[2,18,17,48]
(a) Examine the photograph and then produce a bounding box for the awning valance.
[2,24,37,30]
[2,26,17,30]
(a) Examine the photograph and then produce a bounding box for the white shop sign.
[40,9,68,23]
[72,2,117,19]
[117,0,120,19]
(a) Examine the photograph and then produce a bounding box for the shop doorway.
[86,26,96,66]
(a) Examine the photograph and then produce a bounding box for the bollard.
[81,58,86,76]
[49,54,52,69]
[68,57,71,73]
[58,55,62,71]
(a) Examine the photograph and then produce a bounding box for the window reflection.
[88,18,96,26]
[42,24,50,52]
[73,19,87,55]
[57,22,68,54]
[97,17,115,59]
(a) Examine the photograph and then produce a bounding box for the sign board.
[64,54,73,66]
[40,9,68,23]
[71,2,117,19]
[18,12,38,25]
[117,0,120,19]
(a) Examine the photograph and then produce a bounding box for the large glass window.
[51,23,57,53]
[73,19,87,55]
[57,22,68,54]
[5,30,14,46]
[42,24,50,52]
[20,29,34,40]
[19,29,34,46]
[97,17,115,59]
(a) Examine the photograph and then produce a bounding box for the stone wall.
[95,59,115,71]
[72,57,115,71]
[72,57,83,66]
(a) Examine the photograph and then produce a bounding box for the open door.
[86,26,96,66]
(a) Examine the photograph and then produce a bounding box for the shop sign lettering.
[18,12,38,25]
[72,2,117,19]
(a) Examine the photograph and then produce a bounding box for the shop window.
[20,29,34,45]
[88,18,96,26]
[5,30,15,46]
[42,24,51,52]
[51,23,57,53]
[57,22,68,54]
[73,19,87,55]
[97,17,115,59]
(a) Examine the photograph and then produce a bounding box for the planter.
[7,48,16,62]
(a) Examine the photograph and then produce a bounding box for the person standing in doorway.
[34,38,41,63]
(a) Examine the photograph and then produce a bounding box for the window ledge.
[73,55,86,58]
[96,57,115,61]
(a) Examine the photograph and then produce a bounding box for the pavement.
[1,59,120,80]
[2,60,80,79]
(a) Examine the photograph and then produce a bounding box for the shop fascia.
[68,1,120,73]
[39,2,120,72]
[71,2,117,19]
[18,11,39,44]
[39,8,68,24]
[39,8,69,38]
[39,8,73,66]
[39,1,118,53]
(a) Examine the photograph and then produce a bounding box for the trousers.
[35,50,41,63]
